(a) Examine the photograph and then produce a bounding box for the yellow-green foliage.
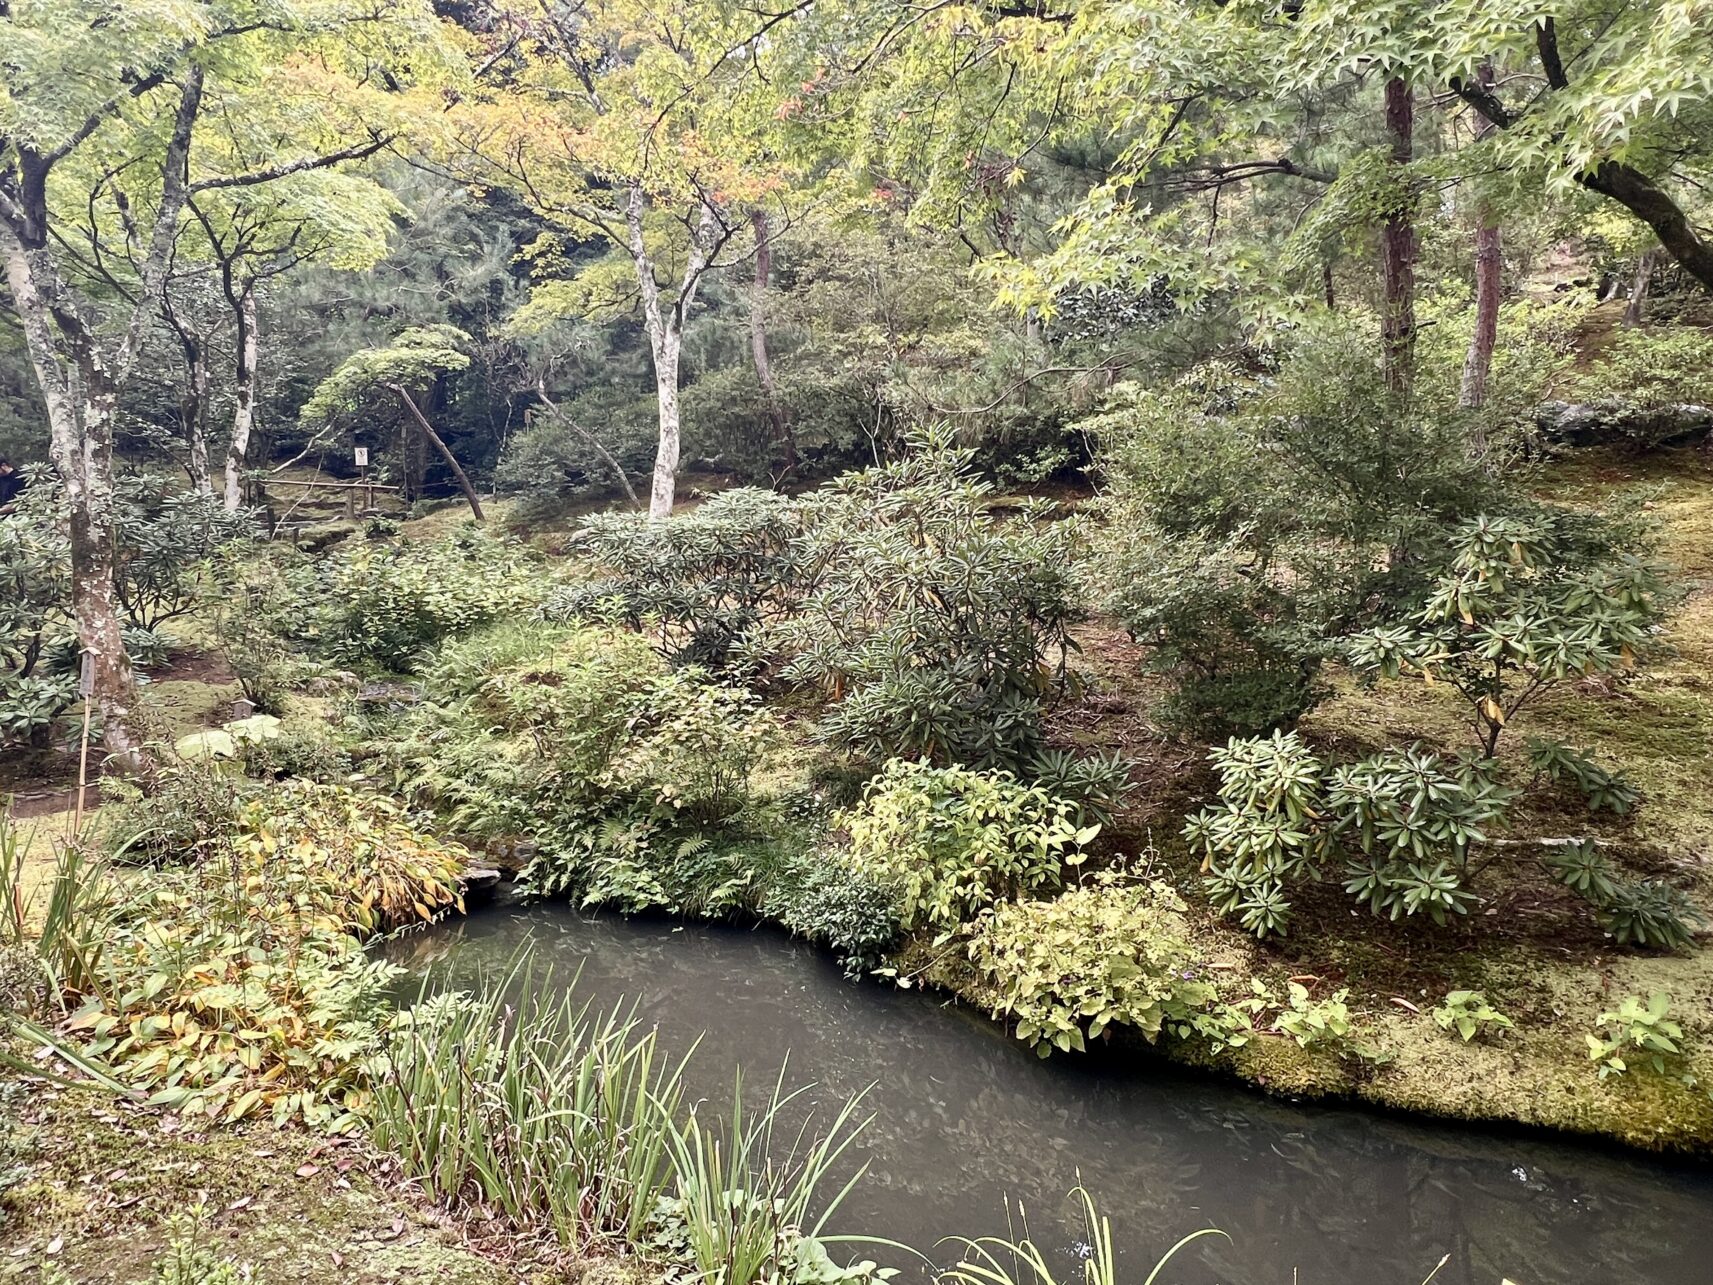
[235,782,467,936]
[838,759,1097,932]
[968,875,1218,1056]
[47,785,471,1128]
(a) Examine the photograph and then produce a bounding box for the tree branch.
[189,134,392,193]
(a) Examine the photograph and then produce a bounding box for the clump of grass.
[371,966,879,1282]
[371,975,688,1248]
[663,1070,871,1285]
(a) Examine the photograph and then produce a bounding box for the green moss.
[0,1074,626,1284]
[139,678,242,740]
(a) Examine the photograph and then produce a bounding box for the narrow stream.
[393,903,1713,1285]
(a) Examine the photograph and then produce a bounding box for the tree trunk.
[179,332,212,495]
[626,184,720,521]
[1,234,143,769]
[224,285,258,511]
[1380,76,1418,390]
[1623,248,1658,327]
[389,384,484,520]
[646,337,682,520]
[748,209,796,479]
[1460,64,1502,414]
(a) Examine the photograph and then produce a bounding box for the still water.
[394,902,1713,1285]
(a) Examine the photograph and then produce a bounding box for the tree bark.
[178,332,212,495]
[389,384,484,520]
[1623,247,1658,327]
[627,183,720,520]
[1460,62,1502,414]
[748,208,795,479]
[0,65,204,769]
[224,285,259,511]
[1380,76,1418,390]
[1,235,142,769]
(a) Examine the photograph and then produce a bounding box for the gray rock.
[1535,399,1713,449]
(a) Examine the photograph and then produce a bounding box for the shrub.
[1080,322,1512,736]
[319,527,544,671]
[1540,842,1703,951]
[209,546,321,714]
[758,432,1081,769]
[232,781,468,937]
[544,487,802,668]
[0,473,74,749]
[391,624,780,898]
[40,847,399,1128]
[838,759,1097,933]
[240,726,353,783]
[112,476,255,632]
[768,851,902,978]
[100,762,252,867]
[1185,732,1513,937]
[1351,511,1667,757]
[968,876,1223,1056]
[1598,880,1705,950]
[1526,738,1641,815]
[1431,990,1514,1043]
[48,783,469,1125]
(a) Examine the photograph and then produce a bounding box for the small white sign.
[354,447,370,467]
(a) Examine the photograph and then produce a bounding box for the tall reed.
[370,974,690,1249]
[942,1188,1225,1285]
[664,1068,871,1285]
[371,967,875,1283]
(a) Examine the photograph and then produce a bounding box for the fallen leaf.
[1389,997,1422,1015]
[227,1196,253,1212]
[295,1163,320,1179]
[45,1237,63,1257]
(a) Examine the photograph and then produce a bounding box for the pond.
[392,901,1713,1285]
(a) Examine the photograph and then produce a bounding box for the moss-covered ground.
[0,1072,641,1284]
[1017,444,1713,1152]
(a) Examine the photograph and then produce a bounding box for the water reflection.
[390,906,1713,1285]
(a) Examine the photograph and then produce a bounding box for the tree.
[0,0,443,765]
[299,325,486,520]
[1459,61,1502,413]
[447,0,819,518]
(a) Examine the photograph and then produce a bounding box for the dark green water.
[396,902,1713,1285]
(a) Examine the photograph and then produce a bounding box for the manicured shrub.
[837,759,1097,932]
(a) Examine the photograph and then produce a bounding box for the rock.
[1535,399,1713,449]
[459,867,505,905]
